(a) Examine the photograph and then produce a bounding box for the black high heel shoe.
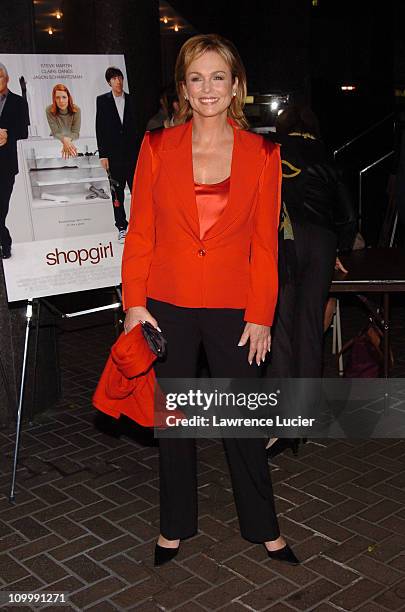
[268,438,307,458]
[291,438,307,455]
[266,543,300,565]
[154,543,179,566]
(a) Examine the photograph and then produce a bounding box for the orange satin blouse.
[195,177,230,239]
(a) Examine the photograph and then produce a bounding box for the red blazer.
[92,324,156,427]
[122,119,281,326]
[93,324,184,428]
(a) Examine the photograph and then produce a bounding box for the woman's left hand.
[335,256,348,274]
[238,322,271,365]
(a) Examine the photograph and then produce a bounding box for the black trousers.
[267,223,337,378]
[0,172,15,251]
[109,160,135,230]
[147,298,280,543]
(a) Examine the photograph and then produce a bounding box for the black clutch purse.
[140,321,167,357]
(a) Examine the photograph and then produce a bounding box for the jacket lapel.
[159,121,200,237]
[157,120,266,241]
[0,91,13,123]
[204,125,266,240]
[123,92,130,127]
[108,91,122,126]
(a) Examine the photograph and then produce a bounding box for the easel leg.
[8,293,123,503]
[29,300,41,424]
[336,299,344,377]
[9,300,33,503]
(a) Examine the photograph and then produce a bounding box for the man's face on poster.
[109,75,123,96]
[0,69,9,95]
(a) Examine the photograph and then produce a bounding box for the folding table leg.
[383,293,390,378]
[336,299,344,376]
[332,310,337,355]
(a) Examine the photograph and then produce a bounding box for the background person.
[46,84,81,158]
[0,62,29,259]
[95,66,138,244]
[146,83,180,130]
[164,92,179,128]
[266,105,356,455]
[122,34,299,568]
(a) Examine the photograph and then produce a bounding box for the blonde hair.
[174,34,248,129]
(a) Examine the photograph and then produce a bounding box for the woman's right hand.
[124,306,159,334]
[61,137,77,159]
[100,158,109,171]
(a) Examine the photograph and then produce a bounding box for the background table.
[330,248,405,377]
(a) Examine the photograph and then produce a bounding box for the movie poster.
[0,54,134,301]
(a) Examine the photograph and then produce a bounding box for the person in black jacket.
[95,67,138,243]
[0,63,29,259]
[265,106,356,452]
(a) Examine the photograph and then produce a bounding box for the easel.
[9,287,123,503]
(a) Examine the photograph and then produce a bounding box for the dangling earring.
[184,95,188,101]
[232,91,236,97]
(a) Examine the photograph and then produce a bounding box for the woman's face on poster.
[55,89,69,111]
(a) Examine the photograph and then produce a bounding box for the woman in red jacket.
[122,34,299,567]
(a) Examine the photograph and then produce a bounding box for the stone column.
[0,0,34,53]
[0,0,60,428]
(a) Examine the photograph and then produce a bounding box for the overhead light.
[48,27,54,35]
[55,10,62,19]
[271,100,279,111]
[163,16,168,24]
[174,24,179,32]
[341,84,356,91]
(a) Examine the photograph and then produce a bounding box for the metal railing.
[333,113,394,160]
[332,113,396,234]
[358,151,394,232]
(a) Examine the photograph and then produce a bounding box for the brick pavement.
[0,297,404,611]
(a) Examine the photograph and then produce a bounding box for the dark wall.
[223,0,310,98]
[310,0,395,148]
[169,0,397,147]
[394,1,405,89]
[169,0,311,99]
[160,33,189,95]
[0,0,35,52]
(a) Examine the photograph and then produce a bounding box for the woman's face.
[55,90,69,111]
[183,50,237,120]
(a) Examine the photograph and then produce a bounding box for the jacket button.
[197,249,206,257]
